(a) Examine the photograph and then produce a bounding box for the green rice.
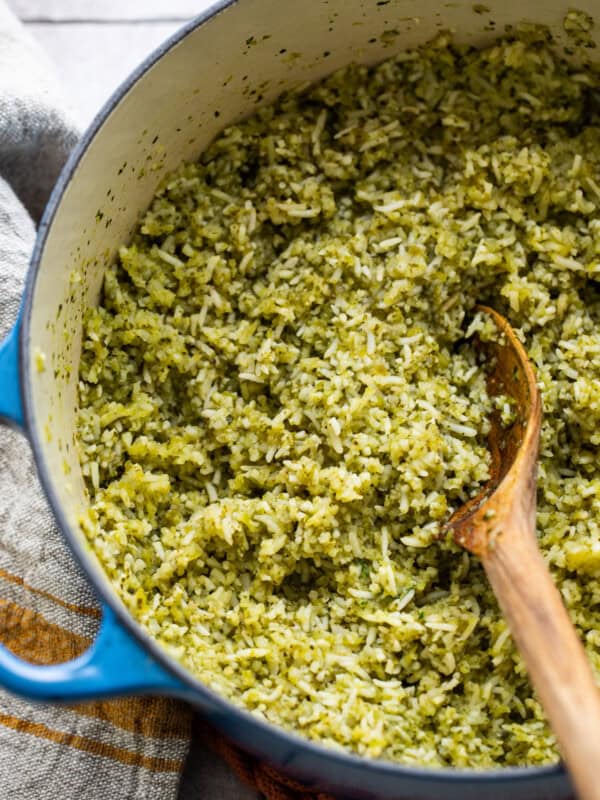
[77,24,600,768]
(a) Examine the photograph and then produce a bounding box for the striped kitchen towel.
[0,3,192,798]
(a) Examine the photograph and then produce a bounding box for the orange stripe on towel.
[0,713,182,772]
[0,567,100,618]
[74,698,192,742]
[0,600,88,663]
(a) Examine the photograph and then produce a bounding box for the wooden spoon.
[447,305,600,800]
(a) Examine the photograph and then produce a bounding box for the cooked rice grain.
[78,26,600,768]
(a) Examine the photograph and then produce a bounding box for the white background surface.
[10,0,197,124]
[6,1,259,797]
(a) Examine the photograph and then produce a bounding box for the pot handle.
[0,322,185,700]
[0,320,25,428]
[0,604,185,702]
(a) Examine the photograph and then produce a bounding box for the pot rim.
[20,0,567,788]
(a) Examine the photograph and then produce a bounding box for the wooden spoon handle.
[483,525,600,800]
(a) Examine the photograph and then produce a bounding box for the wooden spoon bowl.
[448,305,541,555]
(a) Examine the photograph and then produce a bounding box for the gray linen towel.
[0,3,192,797]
